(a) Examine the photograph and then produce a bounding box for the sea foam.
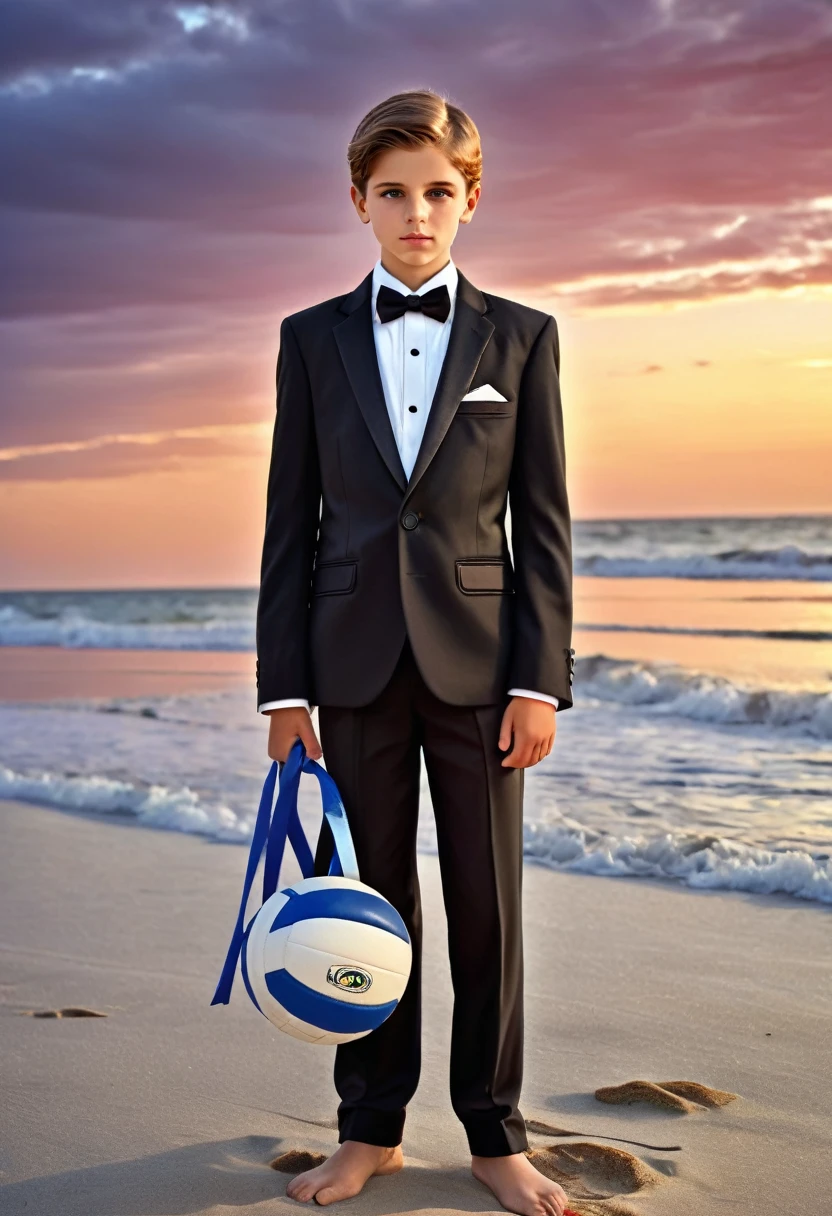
[2,762,829,906]
[576,655,832,738]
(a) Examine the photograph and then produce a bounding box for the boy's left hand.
[498,696,556,768]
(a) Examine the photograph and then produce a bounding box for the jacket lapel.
[334,266,495,499]
[334,269,408,493]
[406,271,494,497]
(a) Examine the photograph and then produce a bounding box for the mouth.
[401,234,433,242]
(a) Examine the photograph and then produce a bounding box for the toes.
[287,1177,315,1202]
[313,1182,358,1206]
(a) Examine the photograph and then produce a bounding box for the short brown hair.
[348,90,482,198]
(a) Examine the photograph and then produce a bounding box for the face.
[351,144,480,288]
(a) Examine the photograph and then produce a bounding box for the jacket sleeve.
[255,316,321,709]
[507,313,575,710]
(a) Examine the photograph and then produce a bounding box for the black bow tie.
[376,282,451,325]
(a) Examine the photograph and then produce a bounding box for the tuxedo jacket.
[255,265,575,712]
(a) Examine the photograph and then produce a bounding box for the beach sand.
[1,796,829,1215]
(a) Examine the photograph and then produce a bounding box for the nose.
[405,198,431,224]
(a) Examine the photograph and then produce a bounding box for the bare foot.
[285,1139,403,1205]
[471,1151,569,1216]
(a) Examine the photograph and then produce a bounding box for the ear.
[460,187,480,223]
[350,184,369,221]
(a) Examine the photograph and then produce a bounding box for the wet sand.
[0,645,253,702]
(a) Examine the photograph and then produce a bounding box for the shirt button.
[410,348,419,355]
[408,405,418,412]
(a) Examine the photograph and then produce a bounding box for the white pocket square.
[461,383,509,402]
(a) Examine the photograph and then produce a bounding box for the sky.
[1,0,831,589]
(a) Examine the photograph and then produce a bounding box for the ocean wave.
[0,765,251,842]
[521,821,832,905]
[579,623,832,642]
[0,603,253,651]
[576,543,832,581]
[575,655,832,738]
[4,763,829,905]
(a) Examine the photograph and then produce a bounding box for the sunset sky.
[1,0,831,590]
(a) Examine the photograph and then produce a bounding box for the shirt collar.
[371,255,458,322]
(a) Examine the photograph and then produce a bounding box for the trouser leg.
[314,639,423,1148]
[417,669,529,1157]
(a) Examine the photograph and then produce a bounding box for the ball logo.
[327,964,373,993]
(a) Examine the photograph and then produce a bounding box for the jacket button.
[402,512,419,530]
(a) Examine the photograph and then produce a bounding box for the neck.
[379,249,452,292]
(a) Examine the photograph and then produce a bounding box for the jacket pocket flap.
[456,559,513,593]
[312,560,357,595]
[456,398,514,415]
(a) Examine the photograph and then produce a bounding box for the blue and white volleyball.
[241,876,412,1044]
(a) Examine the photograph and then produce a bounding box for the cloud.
[1,0,831,452]
[0,419,267,481]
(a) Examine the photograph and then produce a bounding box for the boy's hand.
[498,696,556,768]
[265,706,323,763]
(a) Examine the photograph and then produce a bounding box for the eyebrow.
[373,180,457,189]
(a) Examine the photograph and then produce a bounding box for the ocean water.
[1,514,830,906]
[573,514,832,581]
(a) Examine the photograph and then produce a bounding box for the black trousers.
[313,633,529,1158]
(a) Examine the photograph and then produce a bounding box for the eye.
[379,188,452,199]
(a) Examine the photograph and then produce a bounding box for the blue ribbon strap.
[210,738,359,1006]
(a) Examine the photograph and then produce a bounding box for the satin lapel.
[333,267,494,499]
[334,271,408,494]
[405,271,494,497]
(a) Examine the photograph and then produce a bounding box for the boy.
[255,90,574,1216]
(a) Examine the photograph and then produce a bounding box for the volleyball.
[240,874,412,1044]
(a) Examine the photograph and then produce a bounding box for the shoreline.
[1,635,829,912]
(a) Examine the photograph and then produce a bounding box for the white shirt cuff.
[261,692,557,712]
[258,698,312,714]
[508,687,559,709]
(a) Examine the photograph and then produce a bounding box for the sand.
[1,796,830,1215]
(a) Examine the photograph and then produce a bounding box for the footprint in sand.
[20,1007,109,1018]
[270,1149,329,1173]
[526,1140,661,1215]
[524,1079,740,1213]
[595,1079,738,1112]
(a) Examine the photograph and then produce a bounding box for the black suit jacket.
[255,265,575,711]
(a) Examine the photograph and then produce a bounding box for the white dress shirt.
[259,255,558,714]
